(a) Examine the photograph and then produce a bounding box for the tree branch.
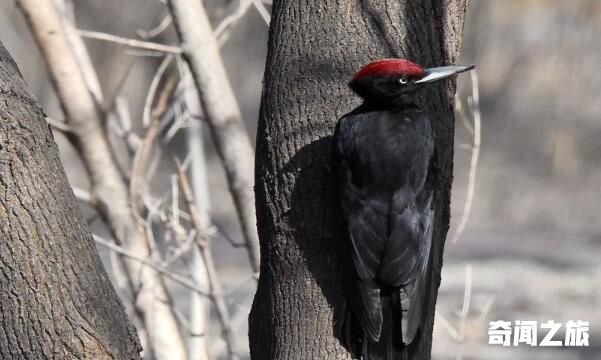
[175,160,239,360]
[93,234,209,296]
[78,29,183,54]
[451,71,481,244]
[168,0,260,274]
[46,116,72,134]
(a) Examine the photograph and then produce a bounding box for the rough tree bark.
[250,0,469,359]
[16,1,187,358]
[0,43,140,359]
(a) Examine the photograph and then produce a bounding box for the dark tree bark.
[0,43,141,359]
[250,0,469,358]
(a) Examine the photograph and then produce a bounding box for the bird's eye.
[399,77,408,84]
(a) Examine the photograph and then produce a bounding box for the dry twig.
[45,117,71,133]
[78,29,182,54]
[54,0,104,105]
[130,74,177,227]
[138,13,173,39]
[175,160,239,360]
[93,235,208,296]
[250,0,271,25]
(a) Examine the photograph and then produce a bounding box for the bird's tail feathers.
[362,292,406,360]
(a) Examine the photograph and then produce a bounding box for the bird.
[333,58,474,359]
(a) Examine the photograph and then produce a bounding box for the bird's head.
[349,58,474,106]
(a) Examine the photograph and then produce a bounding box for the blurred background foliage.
[0,0,599,359]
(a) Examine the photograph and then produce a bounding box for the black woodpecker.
[334,59,474,359]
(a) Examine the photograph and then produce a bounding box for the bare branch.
[250,0,271,25]
[455,92,474,135]
[46,116,72,133]
[174,160,239,360]
[476,295,495,324]
[138,14,173,39]
[435,310,461,341]
[167,298,206,337]
[114,97,142,151]
[436,265,476,360]
[168,0,260,274]
[72,186,96,206]
[115,96,132,133]
[164,103,190,142]
[130,75,177,224]
[214,0,252,40]
[163,229,196,266]
[102,59,137,112]
[214,0,270,46]
[143,55,174,128]
[93,235,208,296]
[54,0,104,105]
[77,29,182,54]
[174,160,209,247]
[451,70,481,244]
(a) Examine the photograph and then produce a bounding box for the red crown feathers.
[353,59,424,80]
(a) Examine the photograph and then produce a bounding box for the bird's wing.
[345,274,383,342]
[334,117,388,341]
[386,189,434,344]
[334,117,388,285]
[347,196,389,283]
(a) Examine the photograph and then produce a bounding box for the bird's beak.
[414,64,475,84]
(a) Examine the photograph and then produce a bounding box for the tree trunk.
[0,43,141,359]
[250,0,469,359]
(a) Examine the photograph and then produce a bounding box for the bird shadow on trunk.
[283,135,358,353]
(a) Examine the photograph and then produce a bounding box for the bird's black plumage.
[335,105,434,356]
[335,59,473,359]
[334,59,444,360]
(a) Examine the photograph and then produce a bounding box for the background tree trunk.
[0,43,140,359]
[250,0,469,358]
